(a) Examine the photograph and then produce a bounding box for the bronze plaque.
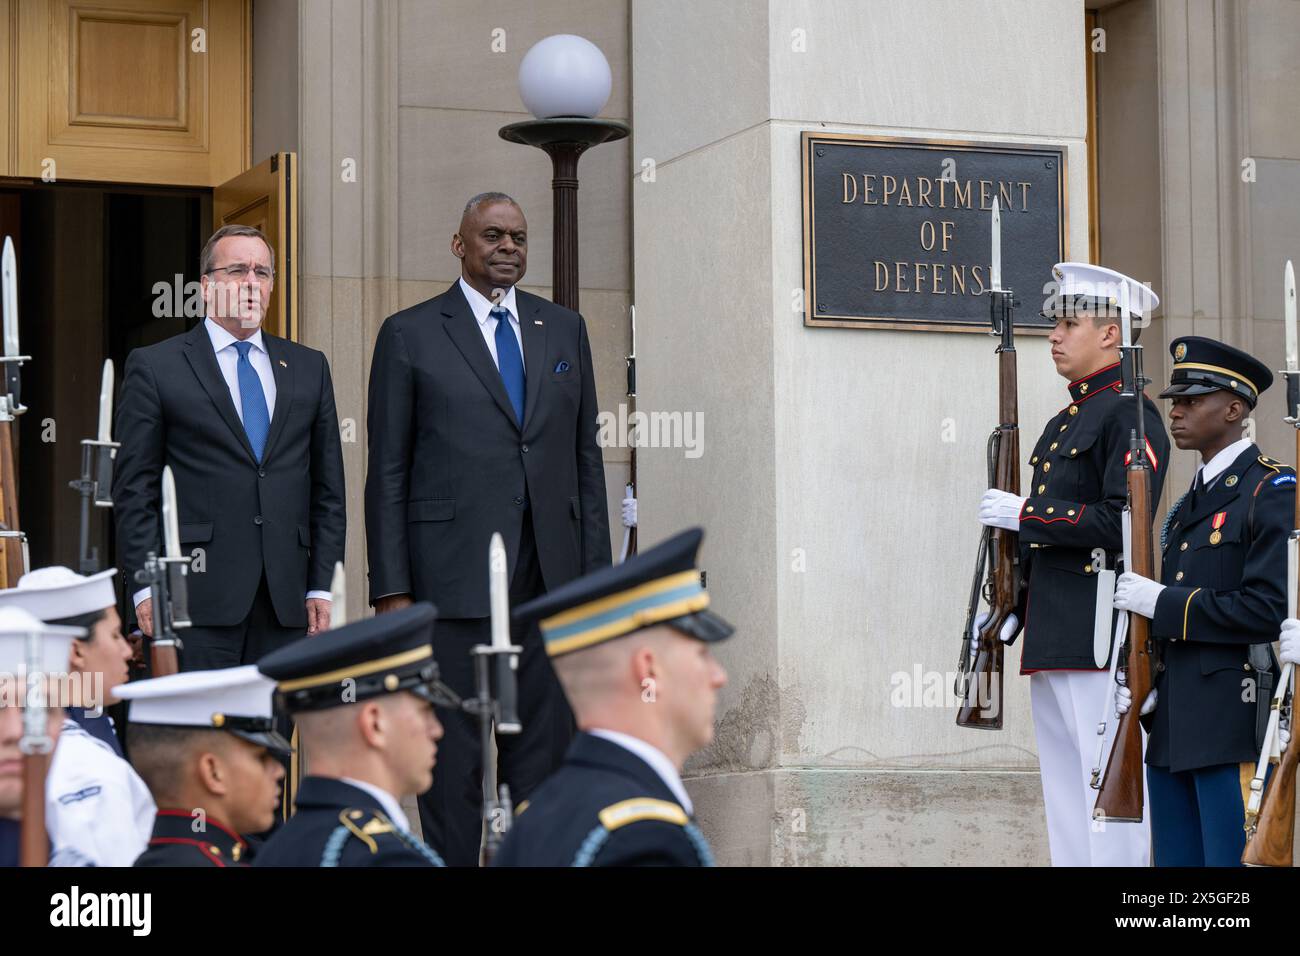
[802,133,1067,332]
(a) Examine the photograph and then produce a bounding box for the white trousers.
[1029,669,1150,867]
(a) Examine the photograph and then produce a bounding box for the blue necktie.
[492,306,526,425]
[234,340,271,461]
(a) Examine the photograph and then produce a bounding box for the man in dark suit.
[115,224,347,670]
[365,192,611,864]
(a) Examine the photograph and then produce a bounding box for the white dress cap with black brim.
[114,664,294,756]
[1041,262,1160,320]
[0,566,118,626]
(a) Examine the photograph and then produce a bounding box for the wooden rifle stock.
[1094,447,1154,822]
[957,290,1017,729]
[0,423,21,587]
[1243,736,1297,865]
[150,639,179,678]
[19,750,47,867]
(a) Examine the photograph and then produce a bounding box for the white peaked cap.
[0,566,118,623]
[1049,262,1160,317]
[0,606,83,675]
[114,665,292,755]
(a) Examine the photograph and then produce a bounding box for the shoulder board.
[1258,455,1286,473]
[598,797,689,831]
[336,808,392,853]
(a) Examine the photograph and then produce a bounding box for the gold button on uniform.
[1180,542,1188,551]
[1043,462,1051,472]
[1026,506,1034,513]
[1060,424,1068,432]
[1084,565,1092,573]
[1038,484,1046,494]
[1175,571,1184,581]
[1031,456,1039,465]
[1069,406,1079,416]
[1070,448,1077,456]
[1046,507,1055,514]
[1067,509,1075,516]
[1050,443,1058,451]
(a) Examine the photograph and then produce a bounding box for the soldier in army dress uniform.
[117,666,292,866]
[1113,336,1293,866]
[493,527,731,867]
[254,603,458,867]
[976,262,1170,866]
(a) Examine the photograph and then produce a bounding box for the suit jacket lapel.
[1182,444,1256,526]
[519,293,547,434]
[182,322,258,464]
[441,283,522,430]
[260,334,294,463]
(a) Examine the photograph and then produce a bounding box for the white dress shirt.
[133,318,330,608]
[589,728,694,815]
[1198,437,1254,491]
[205,317,277,422]
[341,777,410,833]
[458,277,525,372]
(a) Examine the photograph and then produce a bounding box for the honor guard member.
[115,666,291,866]
[0,567,155,866]
[493,528,730,867]
[976,263,1170,867]
[1111,337,1292,866]
[0,608,79,866]
[254,603,456,867]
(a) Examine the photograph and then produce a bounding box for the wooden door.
[9,0,249,186]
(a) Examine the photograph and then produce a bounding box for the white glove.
[1113,572,1165,619]
[969,611,1019,664]
[1115,684,1157,716]
[1279,618,1300,666]
[978,489,1025,531]
[621,495,637,529]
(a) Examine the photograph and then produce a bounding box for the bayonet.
[0,237,29,421]
[989,197,1002,293]
[329,560,346,629]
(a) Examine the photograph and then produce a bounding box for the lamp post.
[499,34,629,313]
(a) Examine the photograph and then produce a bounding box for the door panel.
[214,152,297,341]
[15,0,249,186]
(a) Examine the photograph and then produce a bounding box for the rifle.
[0,237,30,586]
[18,625,52,866]
[1242,258,1299,866]
[956,198,1016,730]
[68,360,118,574]
[620,304,638,563]
[1093,285,1155,823]
[466,532,522,864]
[135,465,191,676]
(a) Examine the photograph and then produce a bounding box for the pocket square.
[554,360,570,373]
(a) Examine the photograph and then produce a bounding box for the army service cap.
[256,602,460,713]
[514,527,734,657]
[1159,335,1273,408]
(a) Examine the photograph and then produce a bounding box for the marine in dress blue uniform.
[494,528,732,867]
[118,665,292,867]
[254,603,456,867]
[1113,336,1292,866]
[978,263,1170,867]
